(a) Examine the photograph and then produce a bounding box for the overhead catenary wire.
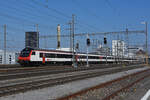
[105,0,121,16]
[31,0,100,32]
[31,0,71,19]
[40,30,145,38]
[1,0,67,33]
[0,11,56,31]
[70,0,102,31]
[71,0,103,21]
[0,2,61,25]
[15,0,66,21]
[13,0,73,35]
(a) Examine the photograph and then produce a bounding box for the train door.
[42,53,45,64]
[99,56,103,64]
[99,56,103,60]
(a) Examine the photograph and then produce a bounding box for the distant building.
[56,48,75,52]
[25,32,39,48]
[127,46,144,57]
[0,50,19,64]
[112,40,126,57]
[136,49,146,58]
[96,44,111,55]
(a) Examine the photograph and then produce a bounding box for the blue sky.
[0,0,149,52]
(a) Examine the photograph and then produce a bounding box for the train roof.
[22,47,113,56]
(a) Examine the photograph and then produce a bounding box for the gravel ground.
[0,67,148,100]
[111,74,150,100]
[0,66,124,87]
[70,68,150,100]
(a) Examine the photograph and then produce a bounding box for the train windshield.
[20,48,33,57]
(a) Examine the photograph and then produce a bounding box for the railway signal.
[87,38,90,46]
[104,37,107,44]
[76,42,79,50]
[104,36,107,64]
[86,34,90,67]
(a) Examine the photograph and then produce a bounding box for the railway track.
[57,66,150,100]
[0,64,142,74]
[0,64,146,97]
[0,65,72,72]
[0,64,112,69]
[0,63,139,70]
[0,64,144,81]
[0,64,22,68]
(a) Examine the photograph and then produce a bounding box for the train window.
[63,54,67,58]
[40,53,43,58]
[9,55,11,64]
[95,56,99,59]
[20,48,33,57]
[89,56,98,59]
[45,53,56,58]
[32,52,35,55]
[67,55,72,58]
[63,54,72,58]
[20,51,30,57]
[51,54,56,58]
[0,55,2,64]
[80,56,86,59]
[103,57,106,59]
[89,56,92,59]
[57,54,63,58]
[57,54,70,58]
[45,53,49,58]
[107,57,111,59]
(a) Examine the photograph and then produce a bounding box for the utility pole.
[4,24,6,64]
[141,21,148,64]
[72,14,75,54]
[126,28,129,58]
[68,22,72,52]
[117,34,119,64]
[72,14,77,68]
[145,22,149,65]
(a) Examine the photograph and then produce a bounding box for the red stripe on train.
[18,56,30,61]
[18,50,32,61]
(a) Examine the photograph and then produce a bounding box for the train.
[18,47,138,66]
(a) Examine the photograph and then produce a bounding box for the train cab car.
[18,47,34,66]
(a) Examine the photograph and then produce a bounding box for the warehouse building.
[0,50,18,64]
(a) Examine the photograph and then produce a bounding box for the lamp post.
[72,14,77,68]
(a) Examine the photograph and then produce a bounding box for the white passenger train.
[18,47,137,66]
